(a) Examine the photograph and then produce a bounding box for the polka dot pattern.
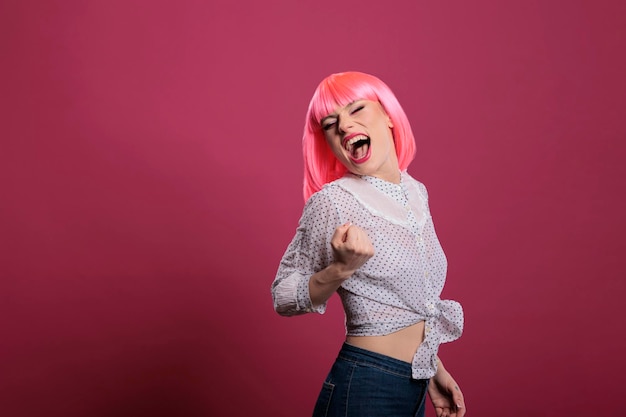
[271,171,463,378]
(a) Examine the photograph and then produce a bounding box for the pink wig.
[302,72,416,200]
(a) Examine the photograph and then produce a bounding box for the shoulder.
[308,177,355,203]
[302,177,361,218]
[402,171,429,200]
[302,181,346,218]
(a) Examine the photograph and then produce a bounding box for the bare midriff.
[345,320,425,364]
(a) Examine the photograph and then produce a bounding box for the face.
[320,99,400,182]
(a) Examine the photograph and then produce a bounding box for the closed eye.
[322,120,336,130]
[350,105,364,114]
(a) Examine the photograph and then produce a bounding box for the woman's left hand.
[428,362,466,417]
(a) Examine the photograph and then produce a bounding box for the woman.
[271,71,465,417]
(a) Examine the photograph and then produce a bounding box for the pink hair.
[302,72,417,200]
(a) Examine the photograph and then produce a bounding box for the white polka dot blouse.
[271,171,463,379]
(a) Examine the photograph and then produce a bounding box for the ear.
[387,117,394,128]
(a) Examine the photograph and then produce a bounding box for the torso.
[323,175,441,366]
[345,320,425,363]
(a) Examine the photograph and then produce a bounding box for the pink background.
[2,1,625,416]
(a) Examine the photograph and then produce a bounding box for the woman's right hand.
[330,222,375,278]
[308,222,375,307]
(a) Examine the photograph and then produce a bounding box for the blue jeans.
[312,343,429,417]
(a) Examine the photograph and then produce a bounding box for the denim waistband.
[337,343,414,378]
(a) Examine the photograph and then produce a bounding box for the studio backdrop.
[1,1,625,416]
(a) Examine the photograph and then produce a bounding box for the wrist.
[310,263,352,289]
[326,261,355,280]
[308,263,353,307]
[436,356,445,371]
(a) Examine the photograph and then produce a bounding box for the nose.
[338,115,354,134]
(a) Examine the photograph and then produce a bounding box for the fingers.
[454,398,465,417]
[341,223,374,255]
[331,222,352,244]
[452,386,465,417]
[435,407,448,417]
[330,222,374,272]
[436,407,464,417]
[433,384,465,417]
[441,395,464,417]
[332,223,372,250]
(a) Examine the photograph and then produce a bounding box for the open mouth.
[344,135,371,161]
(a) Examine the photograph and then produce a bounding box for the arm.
[428,357,466,417]
[308,222,374,306]
[271,192,374,315]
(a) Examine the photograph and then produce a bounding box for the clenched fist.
[330,222,375,277]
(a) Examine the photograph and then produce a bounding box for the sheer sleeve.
[271,190,341,316]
